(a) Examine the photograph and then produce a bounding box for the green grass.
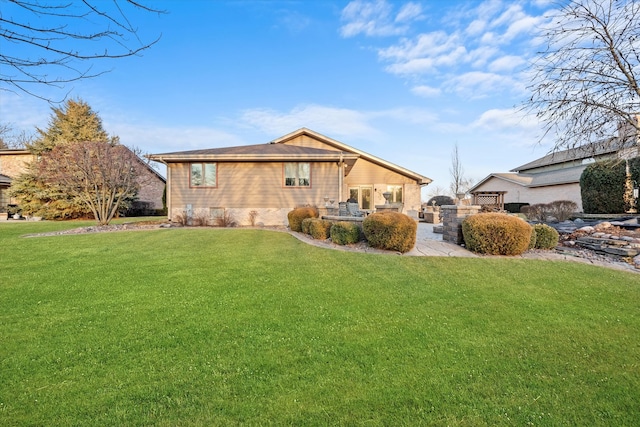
[1,220,639,426]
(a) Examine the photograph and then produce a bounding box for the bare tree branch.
[524,0,640,153]
[0,0,164,102]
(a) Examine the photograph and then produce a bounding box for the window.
[284,162,310,187]
[190,163,216,187]
[387,185,403,203]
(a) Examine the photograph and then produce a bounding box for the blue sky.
[1,0,557,198]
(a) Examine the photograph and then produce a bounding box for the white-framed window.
[190,163,217,187]
[284,162,310,187]
[387,185,403,203]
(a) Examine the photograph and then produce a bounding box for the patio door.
[348,186,373,210]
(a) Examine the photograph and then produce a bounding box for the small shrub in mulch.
[462,212,532,256]
[308,218,333,240]
[330,221,361,245]
[533,223,559,250]
[287,207,318,232]
[362,212,417,253]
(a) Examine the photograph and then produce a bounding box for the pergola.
[471,191,506,211]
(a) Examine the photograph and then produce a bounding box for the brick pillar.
[441,205,481,244]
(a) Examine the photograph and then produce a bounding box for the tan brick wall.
[0,152,34,178]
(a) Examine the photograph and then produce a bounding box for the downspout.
[339,152,344,202]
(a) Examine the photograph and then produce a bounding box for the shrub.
[173,211,189,226]
[426,195,455,206]
[248,210,259,227]
[528,226,537,250]
[301,217,313,234]
[462,213,532,256]
[192,212,209,226]
[580,160,627,214]
[533,224,559,250]
[308,219,333,240]
[362,212,417,253]
[523,203,550,222]
[523,200,578,222]
[287,207,318,232]
[548,200,577,222]
[330,221,361,245]
[214,211,237,227]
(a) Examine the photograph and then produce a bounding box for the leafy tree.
[38,141,142,225]
[526,0,640,152]
[1,0,163,101]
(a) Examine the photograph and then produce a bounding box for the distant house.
[0,149,33,210]
[149,128,432,226]
[470,125,640,212]
[0,147,166,214]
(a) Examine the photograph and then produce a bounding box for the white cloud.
[488,54,526,72]
[395,2,423,23]
[446,71,523,98]
[106,120,245,154]
[339,0,421,37]
[239,104,380,139]
[411,85,441,98]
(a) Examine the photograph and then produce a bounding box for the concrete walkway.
[407,222,477,257]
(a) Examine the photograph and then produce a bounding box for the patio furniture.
[338,202,348,216]
[347,202,365,217]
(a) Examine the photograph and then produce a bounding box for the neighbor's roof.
[511,138,634,172]
[470,165,587,192]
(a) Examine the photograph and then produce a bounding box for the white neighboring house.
[470,123,640,212]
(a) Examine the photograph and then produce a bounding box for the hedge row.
[289,209,417,253]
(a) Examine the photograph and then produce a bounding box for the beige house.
[0,149,33,210]
[149,128,432,226]
[470,136,639,212]
[0,147,166,214]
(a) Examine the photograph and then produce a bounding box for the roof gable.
[272,128,431,184]
[149,128,431,185]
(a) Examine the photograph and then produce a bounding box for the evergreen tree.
[10,99,120,219]
[29,99,116,155]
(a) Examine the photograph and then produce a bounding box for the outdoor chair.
[338,202,348,216]
[347,202,365,217]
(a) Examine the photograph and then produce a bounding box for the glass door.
[348,186,373,210]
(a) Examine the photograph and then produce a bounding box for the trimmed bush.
[362,212,417,253]
[533,224,559,250]
[301,217,313,234]
[287,206,318,232]
[462,213,532,256]
[308,219,333,240]
[528,226,537,250]
[330,221,361,245]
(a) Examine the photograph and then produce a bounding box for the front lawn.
[1,221,639,425]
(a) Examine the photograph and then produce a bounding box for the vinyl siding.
[168,161,339,210]
[473,177,583,211]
